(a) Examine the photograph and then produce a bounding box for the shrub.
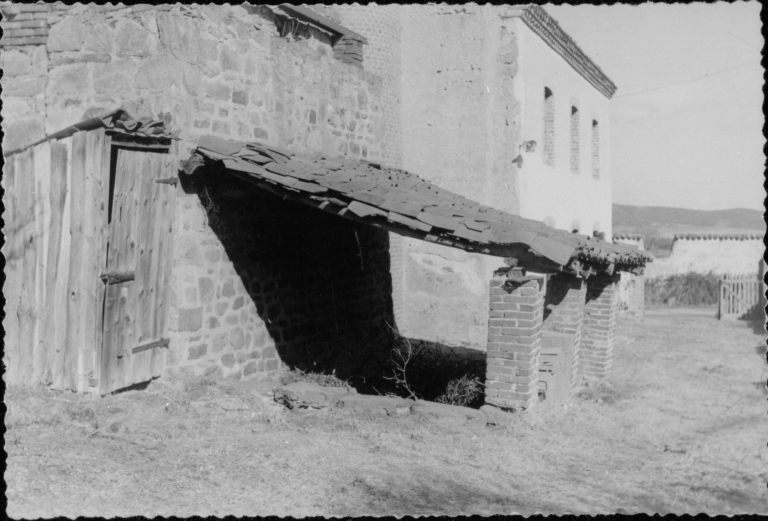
[435,375,484,408]
[645,272,720,307]
[376,326,486,409]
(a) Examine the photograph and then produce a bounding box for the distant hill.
[613,204,765,236]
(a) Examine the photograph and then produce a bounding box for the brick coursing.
[580,273,621,379]
[334,5,406,333]
[485,270,546,411]
[570,105,580,174]
[591,119,600,178]
[543,88,555,166]
[543,273,587,393]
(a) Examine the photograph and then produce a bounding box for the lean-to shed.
[4,111,650,411]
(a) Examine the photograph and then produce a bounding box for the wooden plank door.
[100,150,176,395]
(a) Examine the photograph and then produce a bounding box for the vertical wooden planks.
[101,150,140,394]
[92,133,112,393]
[65,132,89,391]
[3,154,20,384]
[77,129,108,393]
[130,152,156,385]
[43,141,70,387]
[151,152,177,378]
[51,137,73,389]
[32,141,52,385]
[17,148,38,384]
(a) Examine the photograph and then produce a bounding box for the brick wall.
[543,87,555,166]
[581,273,620,380]
[542,273,587,391]
[485,269,545,411]
[570,104,580,174]
[167,173,394,381]
[334,4,402,169]
[333,5,407,331]
[591,118,600,178]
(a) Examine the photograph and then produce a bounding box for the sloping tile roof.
[4,109,175,157]
[192,136,652,276]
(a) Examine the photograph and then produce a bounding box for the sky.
[548,2,764,211]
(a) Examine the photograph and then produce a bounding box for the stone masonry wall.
[168,172,394,382]
[10,4,387,162]
[1,44,49,152]
[2,4,393,382]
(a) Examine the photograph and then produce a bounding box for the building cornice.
[673,233,764,242]
[502,5,617,99]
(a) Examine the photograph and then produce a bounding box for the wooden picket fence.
[3,129,111,392]
[717,272,765,320]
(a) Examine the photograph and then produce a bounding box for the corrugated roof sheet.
[4,109,176,157]
[192,136,652,277]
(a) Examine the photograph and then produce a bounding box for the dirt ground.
[5,307,767,517]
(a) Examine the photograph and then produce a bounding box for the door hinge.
[130,338,170,356]
[156,177,179,186]
[100,271,135,285]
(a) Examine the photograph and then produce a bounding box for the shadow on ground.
[335,471,565,516]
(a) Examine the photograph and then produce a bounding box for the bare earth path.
[5,308,767,516]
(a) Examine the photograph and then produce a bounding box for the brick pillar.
[484,268,545,412]
[581,273,621,380]
[542,273,586,392]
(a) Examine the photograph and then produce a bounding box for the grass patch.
[279,368,353,390]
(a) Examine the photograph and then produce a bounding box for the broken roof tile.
[348,200,388,218]
[416,211,460,231]
[387,212,432,233]
[193,136,652,273]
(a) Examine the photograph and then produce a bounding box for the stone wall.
[4,4,387,163]
[1,44,49,152]
[2,4,395,383]
[168,172,394,382]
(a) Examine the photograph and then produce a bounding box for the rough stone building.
[2,3,649,411]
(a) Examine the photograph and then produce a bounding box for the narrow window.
[592,119,600,178]
[543,87,555,166]
[570,105,579,174]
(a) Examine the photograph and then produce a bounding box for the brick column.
[484,268,545,412]
[542,273,586,392]
[581,273,621,380]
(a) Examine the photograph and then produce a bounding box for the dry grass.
[5,309,767,516]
